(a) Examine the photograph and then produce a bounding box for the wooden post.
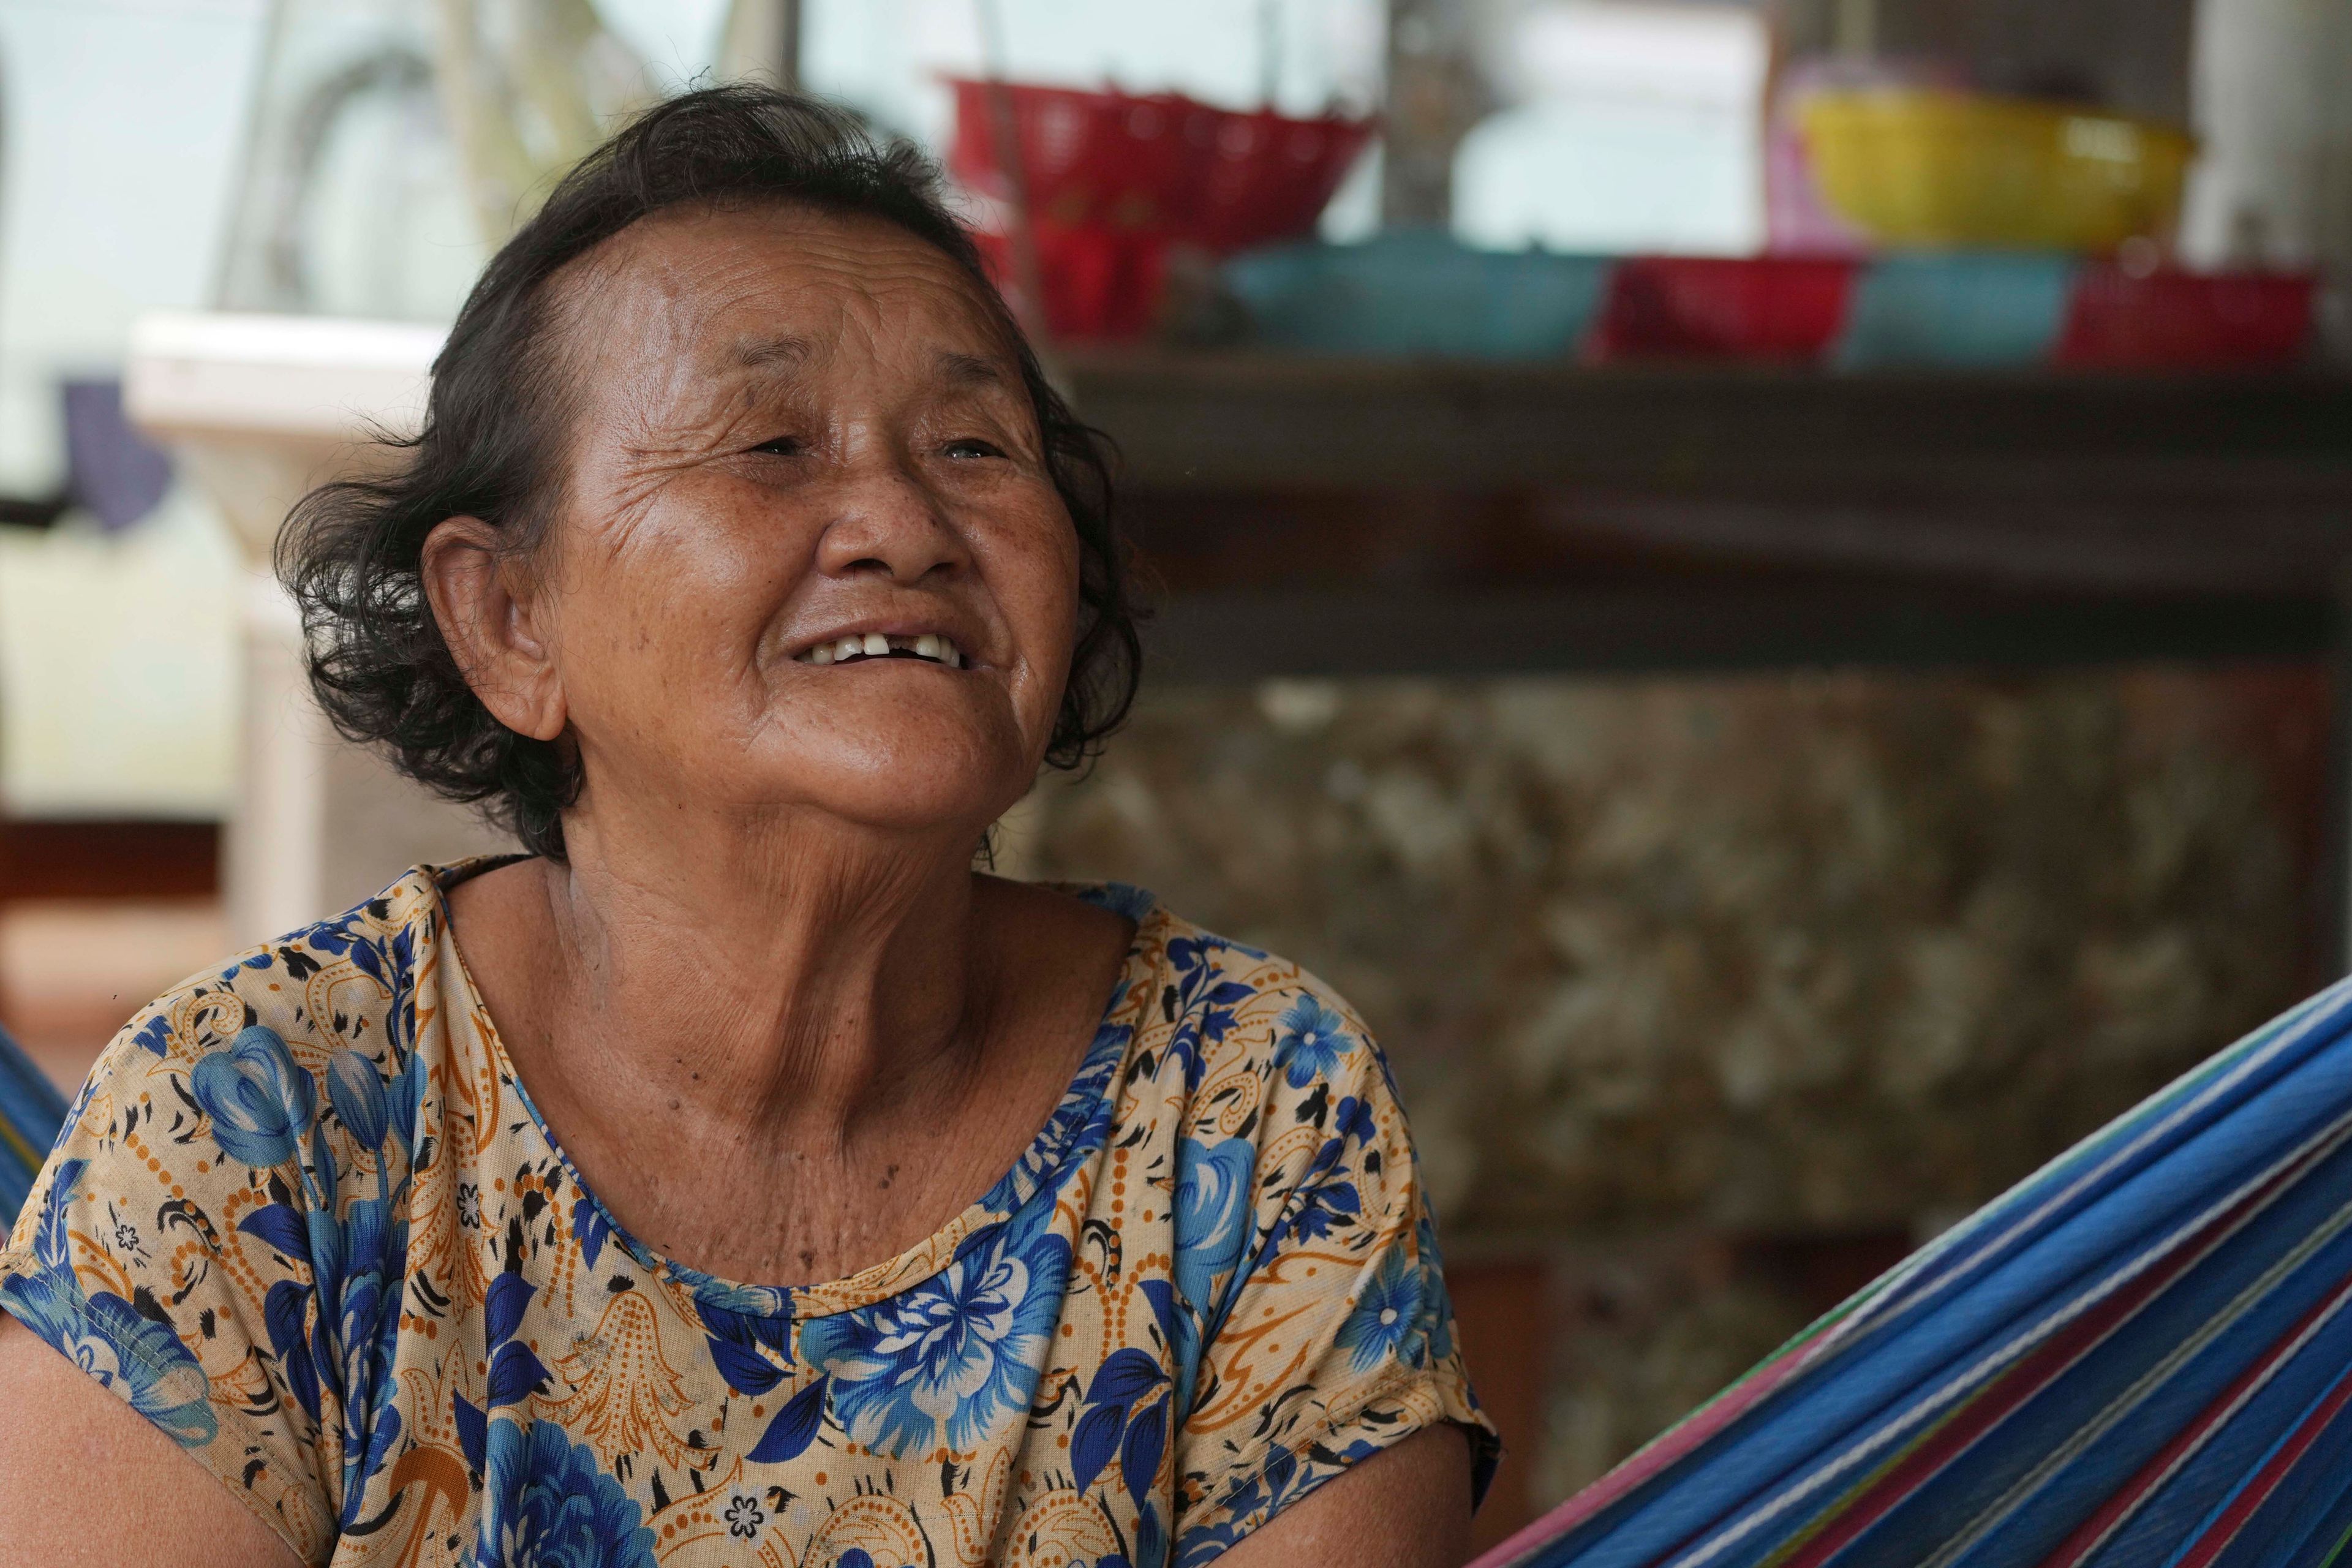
[1381,0,1487,228]
[1834,0,1877,56]
[716,0,802,91]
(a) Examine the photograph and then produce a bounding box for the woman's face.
[516,205,1080,842]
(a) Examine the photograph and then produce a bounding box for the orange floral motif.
[545,1285,696,1471]
[383,1443,470,1568]
[1003,1490,1125,1567]
[800,1493,927,1567]
[938,1446,1015,1566]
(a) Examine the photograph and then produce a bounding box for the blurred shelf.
[1142,584,2327,680]
[1061,353,2352,675]
[1064,352,2352,494]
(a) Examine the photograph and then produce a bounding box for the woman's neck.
[443,796,1134,1285]
[469,803,995,1153]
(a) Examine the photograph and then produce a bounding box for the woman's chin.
[755,739,1031,837]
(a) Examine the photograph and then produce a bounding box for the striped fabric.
[0,1025,64,1229]
[1476,978,2352,1568]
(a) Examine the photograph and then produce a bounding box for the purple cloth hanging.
[61,377,172,532]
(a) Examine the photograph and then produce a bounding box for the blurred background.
[1,0,2350,1550]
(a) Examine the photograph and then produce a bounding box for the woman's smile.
[793,630,969,668]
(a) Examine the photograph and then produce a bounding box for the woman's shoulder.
[103,864,445,1075]
[1,865,455,1564]
[1069,884,1400,1110]
[47,864,450,1172]
[10,856,451,1281]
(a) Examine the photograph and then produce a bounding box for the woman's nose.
[811,463,970,584]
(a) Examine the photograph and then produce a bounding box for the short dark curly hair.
[277,85,1139,861]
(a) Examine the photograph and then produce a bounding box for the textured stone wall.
[1011,663,2328,1496]
[1017,665,2322,1237]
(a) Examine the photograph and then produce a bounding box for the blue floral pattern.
[1165,1136,1256,1391]
[802,1208,1072,1457]
[1335,1243,1435,1373]
[3,1263,221,1445]
[0,864,1493,1567]
[0,1160,217,1449]
[1273,995,1356,1090]
[479,1417,657,1567]
[190,1024,317,1169]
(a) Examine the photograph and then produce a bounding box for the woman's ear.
[420,517,568,743]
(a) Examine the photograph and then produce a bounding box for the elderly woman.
[0,89,1493,1567]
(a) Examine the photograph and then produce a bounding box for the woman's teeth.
[798,633,965,668]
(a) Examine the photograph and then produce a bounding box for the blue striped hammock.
[9,984,2352,1566]
[1475,978,2352,1568]
[1,1025,64,1232]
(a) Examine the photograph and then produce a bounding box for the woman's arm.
[0,1316,301,1568]
[1215,1425,1476,1568]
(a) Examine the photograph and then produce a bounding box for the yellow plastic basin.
[1797,90,2194,252]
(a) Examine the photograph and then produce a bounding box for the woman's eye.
[752,435,805,457]
[943,437,1006,459]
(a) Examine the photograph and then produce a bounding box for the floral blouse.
[1,864,1495,1567]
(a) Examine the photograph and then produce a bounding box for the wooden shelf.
[1058,354,2352,676]
[1064,352,2352,494]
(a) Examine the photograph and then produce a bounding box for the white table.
[126,312,508,945]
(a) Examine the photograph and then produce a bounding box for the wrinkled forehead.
[552,200,1022,396]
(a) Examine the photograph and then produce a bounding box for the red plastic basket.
[971,223,1170,341]
[946,80,1204,232]
[2056,267,2316,369]
[945,78,1371,253]
[1187,107,1376,254]
[948,80,1370,339]
[1591,257,1859,363]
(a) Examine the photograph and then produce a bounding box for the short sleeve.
[0,998,340,1564]
[1169,974,1499,1560]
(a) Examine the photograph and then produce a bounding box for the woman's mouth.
[795,632,967,669]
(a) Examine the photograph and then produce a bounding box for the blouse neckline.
[418,859,1161,1322]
